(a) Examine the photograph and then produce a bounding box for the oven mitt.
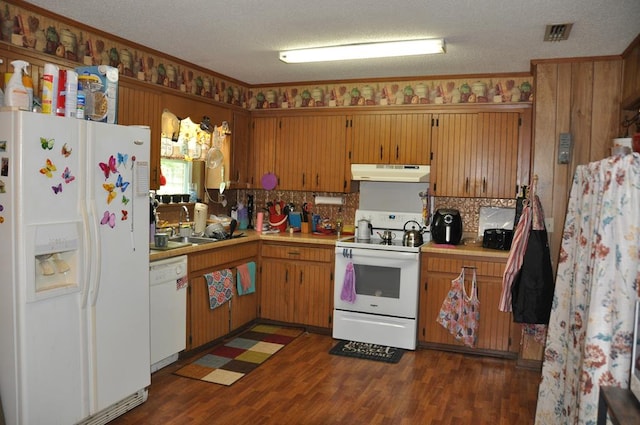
[340,262,356,303]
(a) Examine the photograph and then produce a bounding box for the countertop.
[149,230,342,262]
[150,230,510,262]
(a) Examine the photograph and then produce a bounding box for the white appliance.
[0,111,151,425]
[150,255,187,373]
[333,210,429,350]
[351,164,430,182]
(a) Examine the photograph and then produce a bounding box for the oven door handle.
[336,247,418,261]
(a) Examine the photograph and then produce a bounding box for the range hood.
[351,164,430,183]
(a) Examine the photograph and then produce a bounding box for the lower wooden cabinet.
[186,242,259,350]
[260,242,334,328]
[419,252,519,356]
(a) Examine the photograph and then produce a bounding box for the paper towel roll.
[315,196,343,205]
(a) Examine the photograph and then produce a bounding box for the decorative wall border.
[1,0,534,111]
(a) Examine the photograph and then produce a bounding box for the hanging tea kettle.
[402,220,425,247]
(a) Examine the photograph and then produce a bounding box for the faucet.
[178,205,191,236]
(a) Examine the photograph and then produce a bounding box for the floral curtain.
[535,154,640,424]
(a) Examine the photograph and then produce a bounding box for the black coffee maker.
[431,209,463,245]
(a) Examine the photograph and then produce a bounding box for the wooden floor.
[112,331,540,425]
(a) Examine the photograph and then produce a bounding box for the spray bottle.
[5,60,30,110]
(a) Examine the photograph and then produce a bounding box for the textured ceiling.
[24,0,640,85]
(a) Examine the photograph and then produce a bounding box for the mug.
[154,233,168,248]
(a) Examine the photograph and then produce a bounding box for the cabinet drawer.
[261,244,333,263]
[424,255,505,278]
[189,242,259,272]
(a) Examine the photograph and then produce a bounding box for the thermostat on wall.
[558,133,573,164]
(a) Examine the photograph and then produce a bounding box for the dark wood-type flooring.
[112,331,540,425]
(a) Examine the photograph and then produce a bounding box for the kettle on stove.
[356,218,373,240]
[431,209,463,245]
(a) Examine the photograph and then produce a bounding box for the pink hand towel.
[340,262,356,303]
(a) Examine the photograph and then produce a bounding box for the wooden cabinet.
[186,242,259,350]
[419,252,519,356]
[118,80,162,188]
[431,111,521,198]
[350,112,432,165]
[275,114,349,192]
[622,35,640,109]
[260,242,334,328]
[230,111,251,188]
[249,116,277,188]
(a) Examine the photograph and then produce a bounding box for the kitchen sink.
[169,236,219,245]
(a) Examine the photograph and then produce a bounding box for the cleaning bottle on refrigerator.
[5,60,30,110]
[42,63,59,114]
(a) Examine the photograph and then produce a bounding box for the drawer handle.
[288,251,301,256]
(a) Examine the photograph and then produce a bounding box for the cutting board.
[149,241,191,251]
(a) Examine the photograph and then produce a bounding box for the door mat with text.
[329,340,404,363]
[174,324,303,386]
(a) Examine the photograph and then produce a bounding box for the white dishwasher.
[149,255,188,373]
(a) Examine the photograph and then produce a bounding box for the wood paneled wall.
[532,58,622,270]
[522,57,623,363]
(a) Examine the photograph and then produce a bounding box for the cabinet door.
[250,117,277,188]
[231,111,251,188]
[294,262,334,327]
[117,82,162,189]
[419,255,516,354]
[431,113,478,197]
[187,272,231,350]
[350,113,431,166]
[350,114,393,163]
[260,259,294,322]
[276,116,308,190]
[431,112,520,198]
[309,115,349,192]
[476,112,519,198]
[389,113,432,164]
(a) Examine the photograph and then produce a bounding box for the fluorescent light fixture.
[279,38,445,63]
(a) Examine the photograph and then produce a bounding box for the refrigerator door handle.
[80,202,92,309]
[88,200,102,307]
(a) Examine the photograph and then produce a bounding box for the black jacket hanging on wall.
[510,195,555,324]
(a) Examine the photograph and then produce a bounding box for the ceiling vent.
[544,23,573,41]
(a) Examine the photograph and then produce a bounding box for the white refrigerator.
[0,111,151,425]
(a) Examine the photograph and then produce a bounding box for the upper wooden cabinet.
[349,112,432,165]
[276,115,349,192]
[431,110,525,198]
[251,113,349,192]
[249,116,278,188]
[622,35,640,109]
[117,80,162,188]
[230,111,251,188]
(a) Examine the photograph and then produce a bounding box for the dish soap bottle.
[5,60,30,110]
